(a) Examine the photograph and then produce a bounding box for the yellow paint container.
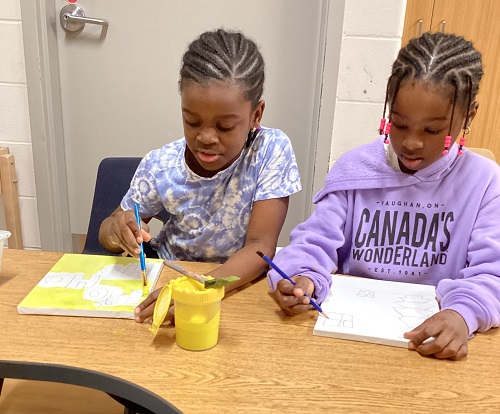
[172,277,225,351]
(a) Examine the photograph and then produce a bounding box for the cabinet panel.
[401,0,434,46]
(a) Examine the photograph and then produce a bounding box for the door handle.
[60,4,108,32]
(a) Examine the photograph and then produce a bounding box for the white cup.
[0,230,12,273]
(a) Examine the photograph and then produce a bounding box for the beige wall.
[0,0,40,249]
[330,0,406,165]
[0,0,406,251]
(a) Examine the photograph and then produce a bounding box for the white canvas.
[313,275,440,348]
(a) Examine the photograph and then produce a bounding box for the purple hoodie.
[268,137,500,335]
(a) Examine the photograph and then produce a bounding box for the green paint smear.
[203,276,240,289]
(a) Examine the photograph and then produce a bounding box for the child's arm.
[99,206,152,257]
[208,197,289,289]
[267,190,349,314]
[134,197,289,322]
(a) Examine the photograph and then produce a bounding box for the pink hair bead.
[384,122,392,135]
[458,136,466,156]
[379,118,386,134]
[442,135,452,156]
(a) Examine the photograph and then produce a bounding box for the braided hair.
[381,32,483,139]
[179,29,265,109]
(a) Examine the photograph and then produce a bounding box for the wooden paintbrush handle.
[163,259,209,283]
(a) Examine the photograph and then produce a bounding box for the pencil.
[133,203,147,287]
[256,250,329,319]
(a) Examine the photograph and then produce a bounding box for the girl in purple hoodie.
[268,32,500,360]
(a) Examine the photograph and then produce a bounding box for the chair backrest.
[82,157,142,255]
[82,157,168,255]
[468,147,497,162]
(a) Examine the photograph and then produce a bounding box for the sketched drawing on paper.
[393,294,437,329]
[356,289,375,298]
[322,312,354,328]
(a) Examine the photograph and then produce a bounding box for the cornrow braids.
[180,29,265,108]
[382,32,483,141]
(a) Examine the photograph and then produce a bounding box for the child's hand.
[105,209,151,256]
[134,288,174,324]
[403,310,469,360]
[272,276,315,316]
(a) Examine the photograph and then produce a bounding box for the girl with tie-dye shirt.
[99,29,301,322]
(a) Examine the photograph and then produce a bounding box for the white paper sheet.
[313,275,439,348]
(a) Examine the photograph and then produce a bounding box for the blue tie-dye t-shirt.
[121,127,301,262]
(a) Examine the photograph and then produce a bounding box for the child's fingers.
[109,219,142,256]
[134,288,161,322]
[118,210,143,253]
[282,303,315,316]
[273,276,316,315]
[273,288,311,316]
[450,343,468,361]
[274,289,308,308]
[141,228,152,242]
[134,304,154,323]
[413,331,451,355]
[432,339,467,360]
[405,320,438,350]
[276,278,295,295]
[165,305,175,324]
[292,276,315,297]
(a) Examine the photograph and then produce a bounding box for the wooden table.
[1,250,500,413]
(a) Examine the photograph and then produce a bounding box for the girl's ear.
[252,100,265,128]
[467,101,479,127]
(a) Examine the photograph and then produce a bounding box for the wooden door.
[401,0,500,162]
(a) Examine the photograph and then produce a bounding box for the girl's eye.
[184,120,200,128]
[217,125,234,132]
[425,129,442,135]
[393,123,407,130]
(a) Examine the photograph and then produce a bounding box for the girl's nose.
[402,134,424,151]
[197,128,218,145]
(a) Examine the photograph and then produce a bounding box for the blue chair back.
[82,157,168,256]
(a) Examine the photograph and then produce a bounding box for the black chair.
[82,157,168,257]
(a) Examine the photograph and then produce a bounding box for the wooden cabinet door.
[402,0,500,162]
[401,0,434,46]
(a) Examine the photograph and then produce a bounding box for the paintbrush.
[134,203,147,287]
[163,259,239,289]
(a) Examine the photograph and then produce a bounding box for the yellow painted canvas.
[17,254,163,319]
